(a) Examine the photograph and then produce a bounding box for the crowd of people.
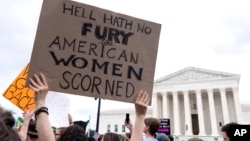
[0,73,237,141]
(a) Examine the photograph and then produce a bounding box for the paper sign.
[46,91,70,127]
[28,0,161,104]
[3,64,35,112]
[158,118,171,135]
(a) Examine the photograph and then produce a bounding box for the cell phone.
[125,113,130,124]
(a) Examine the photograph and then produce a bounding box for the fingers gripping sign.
[135,90,149,116]
[29,73,49,106]
[135,90,149,105]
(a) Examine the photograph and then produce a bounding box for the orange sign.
[3,64,35,112]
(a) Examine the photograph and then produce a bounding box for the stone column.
[162,93,169,118]
[196,89,206,135]
[173,91,181,135]
[152,93,159,118]
[207,89,218,136]
[220,88,230,124]
[183,90,192,135]
[232,87,243,123]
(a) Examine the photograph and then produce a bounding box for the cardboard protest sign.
[28,0,161,104]
[3,64,35,112]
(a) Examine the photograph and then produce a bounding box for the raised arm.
[130,90,149,141]
[124,119,133,133]
[18,109,34,141]
[29,73,55,141]
[68,113,73,126]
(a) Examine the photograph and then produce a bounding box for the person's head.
[55,127,67,141]
[156,133,169,141]
[0,106,21,141]
[143,117,160,136]
[27,120,39,141]
[221,122,239,141]
[168,135,174,141]
[102,132,120,141]
[59,125,88,141]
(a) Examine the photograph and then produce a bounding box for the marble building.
[99,67,249,140]
[153,67,242,136]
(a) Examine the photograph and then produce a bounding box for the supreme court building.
[99,67,250,140]
[152,67,243,136]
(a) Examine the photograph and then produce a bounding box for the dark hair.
[27,120,38,138]
[57,127,67,135]
[221,122,239,140]
[102,132,120,141]
[168,135,174,141]
[59,125,88,141]
[144,117,160,136]
[88,137,95,141]
[0,107,21,141]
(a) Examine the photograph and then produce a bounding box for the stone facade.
[99,108,153,134]
[98,67,250,141]
[153,67,242,136]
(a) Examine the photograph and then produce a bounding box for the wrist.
[35,107,49,120]
[35,102,46,109]
[23,120,30,125]
[135,114,146,119]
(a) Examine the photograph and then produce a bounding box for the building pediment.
[155,67,240,83]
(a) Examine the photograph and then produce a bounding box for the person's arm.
[68,113,73,126]
[130,90,149,141]
[29,73,55,141]
[18,110,34,141]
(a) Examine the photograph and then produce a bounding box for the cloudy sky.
[1,0,250,129]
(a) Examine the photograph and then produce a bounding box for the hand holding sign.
[130,90,150,141]
[134,90,149,117]
[29,73,49,108]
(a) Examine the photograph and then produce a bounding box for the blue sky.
[1,0,250,129]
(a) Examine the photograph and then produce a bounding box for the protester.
[221,122,239,141]
[29,73,57,141]
[129,90,150,141]
[0,73,153,141]
[55,127,67,141]
[18,109,34,141]
[0,106,21,141]
[143,117,160,141]
[124,97,160,141]
[29,73,153,141]
[124,118,133,141]
[58,124,88,141]
[102,132,120,141]
[68,113,73,126]
[26,120,39,141]
[156,133,170,141]
[168,135,174,141]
